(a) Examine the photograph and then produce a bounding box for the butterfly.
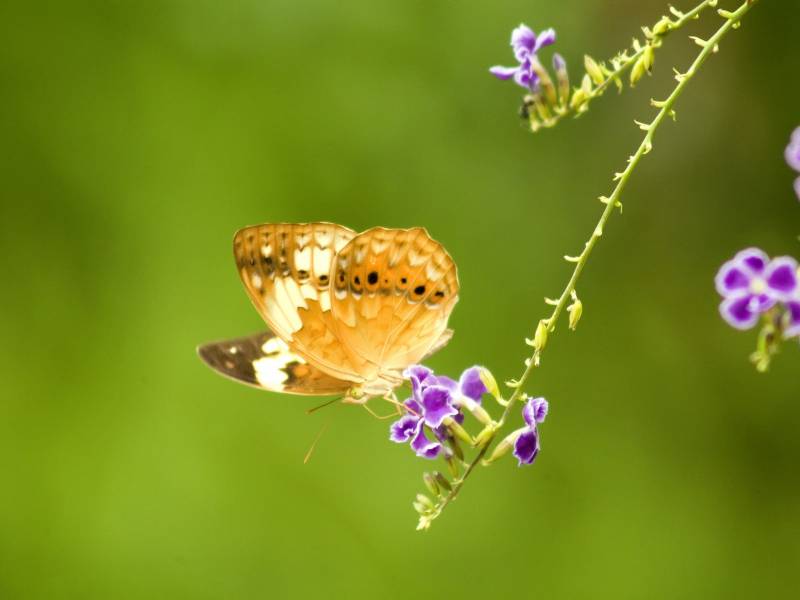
[197,222,459,402]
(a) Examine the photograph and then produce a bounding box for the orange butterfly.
[198,223,459,402]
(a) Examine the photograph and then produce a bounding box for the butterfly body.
[198,222,459,400]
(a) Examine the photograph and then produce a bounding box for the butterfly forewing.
[197,330,352,395]
[234,222,368,383]
[330,227,459,377]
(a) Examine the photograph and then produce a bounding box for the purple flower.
[785,127,800,200]
[513,397,548,466]
[715,249,798,330]
[490,24,556,91]
[390,365,494,460]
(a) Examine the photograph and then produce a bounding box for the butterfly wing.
[330,227,459,378]
[197,330,352,396]
[233,222,368,384]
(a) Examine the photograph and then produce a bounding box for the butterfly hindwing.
[330,227,459,376]
[197,330,352,396]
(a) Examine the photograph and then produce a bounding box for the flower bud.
[478,367,500,400]
[529,56,557,107]
[569,88,588,111]
[631,46,655,85]
[533,319,549,351]
[416,493,435,511]
[447,435,464,460]
[652,16,671,37]
[445,451,461,478]
[483,428,525,465]
[584,55,604,85]
[444,417,474,446]
[433,471,452,492]
[423,472,439,496]
[474,425,496,448]
[552,53,570,106]
[568,295,583,331]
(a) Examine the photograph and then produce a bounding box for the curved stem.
[420,0,759,530]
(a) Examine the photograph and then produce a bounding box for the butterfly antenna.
[305,396,342,415]
[303,421,330,465]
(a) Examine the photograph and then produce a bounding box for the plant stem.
[542,0,719,129]
[421,0,758,529]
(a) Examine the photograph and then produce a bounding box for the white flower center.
[749,277,766,295]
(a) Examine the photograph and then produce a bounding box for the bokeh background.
[1,0,798,598]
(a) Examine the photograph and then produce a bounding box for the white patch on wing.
[408,249,426,267]
[251,274,263,289]
[319,290,331,312]
[253,355,290,387]
[294,247,312,272]
[261,245,272,258]
[314,248,333,276]
[266,283,303,333]
[261,337,289,355]
[300,282,318,301]
[425,264,441,280]
[282,277,308,311]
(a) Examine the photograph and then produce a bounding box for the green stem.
[420,0,758,530]
[544,0,718,129]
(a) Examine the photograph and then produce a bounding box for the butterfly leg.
[362,401,402,420]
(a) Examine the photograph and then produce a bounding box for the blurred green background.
[1,0,798,598]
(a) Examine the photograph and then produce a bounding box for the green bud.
[413,501,429,515]
[529,56,558,107]
[416,493,435,510]
[474,423,499,448]
[569,88,588,112]
[433,471,452,492]
[567,294,583,331]
[445,452,461,478]
[483,428,525,465]
[533,319,549,351]
[552,53,570,107]
[479,367,500,400]
[652,16,671,37]
[584,55,605,86]
[447,435,464,460]
[444,417,474,446]
[423,472,439,496]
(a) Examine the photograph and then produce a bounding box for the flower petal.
[404,398,422,416]
[513,429,540,466]
[734,247,769,275]
[714,259,752,297]
[420,385,458,428]
[523,397,549,427]
[458,367,487,402]
[795,177,800,202]
[765,256,798,299]
[410,425,441,459]
[785,127,800,172]
[403,364,433,400]
[390,415,420,443]
[785,301,800,338]
[489,65,519,80]
[511,24,536,60]
[532,27,556,53]
[719,294,761,330]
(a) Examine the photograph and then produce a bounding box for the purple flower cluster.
[390,365,488,460]
[786,127,800,201]
[489,24,557,91]
[513,397,549,466]
[715,248,800,335]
